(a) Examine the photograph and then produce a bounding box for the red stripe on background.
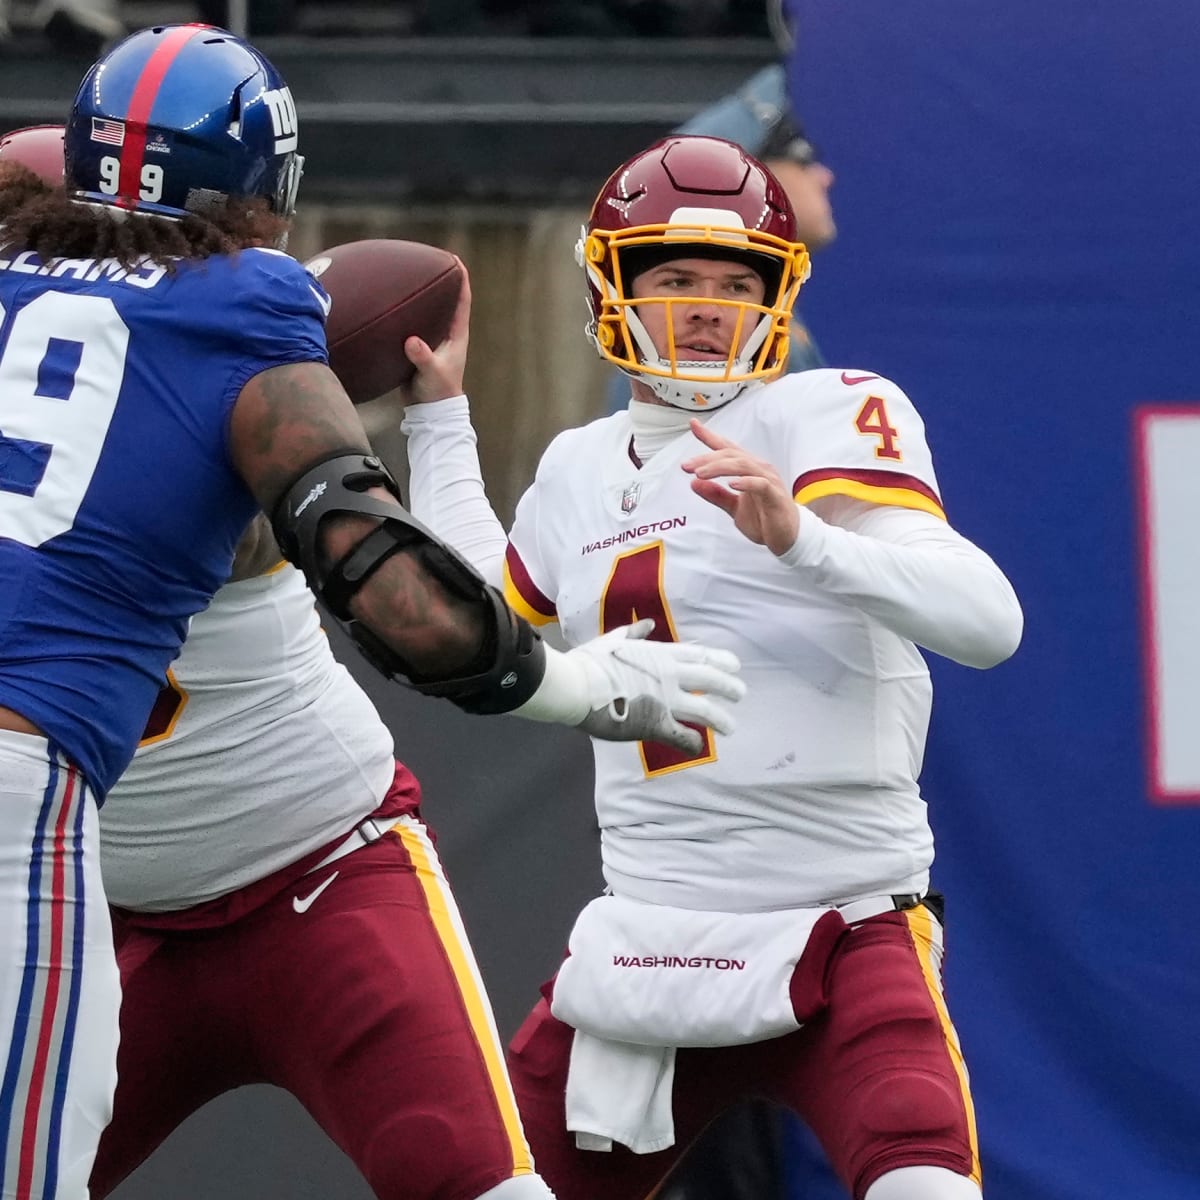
[504,544,556,619]
[116,23,206,208]
[16,769,75,1200]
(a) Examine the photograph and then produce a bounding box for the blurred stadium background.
[2,2,1197,1198]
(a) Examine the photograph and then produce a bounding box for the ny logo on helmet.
[262,87,298,155]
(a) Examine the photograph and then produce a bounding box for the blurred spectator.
[607,62,836,412]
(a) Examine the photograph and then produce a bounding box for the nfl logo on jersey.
[621,482,641,514]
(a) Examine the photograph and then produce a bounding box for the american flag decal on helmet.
[90,118,125,146]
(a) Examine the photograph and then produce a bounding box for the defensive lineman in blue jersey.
[0,26,744,1199]
[0,245,327,796]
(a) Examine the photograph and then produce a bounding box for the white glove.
[514,619,745,753]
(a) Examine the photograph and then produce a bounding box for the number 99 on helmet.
[577,135,811,410]
[63,23,304,222]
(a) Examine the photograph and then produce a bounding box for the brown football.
[305,239,464,404]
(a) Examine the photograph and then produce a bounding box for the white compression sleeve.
[401,395,508,588]
[510,642,590,724]
[780,497,1023,669]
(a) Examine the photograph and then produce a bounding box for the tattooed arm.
[227,360,744,747]
[228,361,486,677]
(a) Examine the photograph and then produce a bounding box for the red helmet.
[577,135,810,409]
[0,124,65,188]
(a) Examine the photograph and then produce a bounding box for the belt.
[308,815,404,874]
[834,892,924,925]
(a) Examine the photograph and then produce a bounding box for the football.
[305,238,464,404]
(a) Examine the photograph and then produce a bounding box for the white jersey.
[504,370,946,913]
[101,564,395,910]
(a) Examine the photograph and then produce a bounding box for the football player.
[0,35,744,1199]
[399,135,1024,1200]
[87,516,575,1200]
[605,62,836,414]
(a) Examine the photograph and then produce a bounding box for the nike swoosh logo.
[293,870,339,914]
[841,371,880,385]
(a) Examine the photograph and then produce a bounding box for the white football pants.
[0,731,119,1199]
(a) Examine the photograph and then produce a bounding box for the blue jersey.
[0,245,329,797]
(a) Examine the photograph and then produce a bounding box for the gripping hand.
[570,619,744,752]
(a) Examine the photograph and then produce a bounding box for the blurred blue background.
[787,2,1200,1196]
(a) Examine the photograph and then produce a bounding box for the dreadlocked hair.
[0,163,291,272]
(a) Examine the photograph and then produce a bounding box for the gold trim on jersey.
[794,477,947,521]
[598,540,720,779]
[503,560,558,627]
[137,667,189,748]
[397,822,535,1178]
[905,905,982,1186]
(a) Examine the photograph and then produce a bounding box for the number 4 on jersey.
[854,395,903,461]
[600,541,718,777]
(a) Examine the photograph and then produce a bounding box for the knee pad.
[865,1165,982,1200]
[858,1068,962,1137]
[472,1173,558,1200]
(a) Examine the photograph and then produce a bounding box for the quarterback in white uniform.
[399,135,1022,1200]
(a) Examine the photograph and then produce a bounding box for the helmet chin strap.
[626,307,771,412]
[643,371,749,411]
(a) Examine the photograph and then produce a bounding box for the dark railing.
[0,35,775,201]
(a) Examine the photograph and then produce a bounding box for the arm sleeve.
[781,495,1024,669]
[400,395,508,587]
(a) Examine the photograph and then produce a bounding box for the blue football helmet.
[63,23,304,220]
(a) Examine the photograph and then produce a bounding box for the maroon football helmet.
[577,135,810,409]
[0,124,65,188]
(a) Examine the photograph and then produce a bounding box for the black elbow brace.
[270,452,546,715]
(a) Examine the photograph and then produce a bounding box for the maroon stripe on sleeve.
[505,544,556,619]
[791,467,943,508]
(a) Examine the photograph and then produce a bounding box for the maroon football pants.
[91,817,535,1200]
[507,903,980,1200]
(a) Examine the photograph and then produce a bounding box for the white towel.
[552,893,841,1047]
[565,1029,676,1154]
